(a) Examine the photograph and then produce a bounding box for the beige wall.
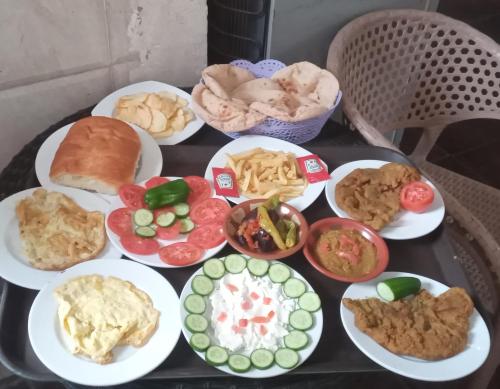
[0,0,207,171]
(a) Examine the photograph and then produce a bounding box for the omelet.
[15,188,105,270]
[54,275,160,364]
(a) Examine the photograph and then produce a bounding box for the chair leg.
[409,124,446,164]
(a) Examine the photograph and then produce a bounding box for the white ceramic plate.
[340,271,491,381]
[28,258,181,386]
[35,122,163,204]
[325,160,445,240]
[180,256,323,378]
[204,135,327,212]
[91,80,205,145]
[106,177,227,268]
[0,185,122,290]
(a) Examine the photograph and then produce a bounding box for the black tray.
[0,145,476,383]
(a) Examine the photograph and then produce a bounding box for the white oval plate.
[106,177,227,268]
[35,122,163,203]
[325,160,445,240]
[91,80,205,145]
[0,185,121,290]
[340,271,491,382]
[180,256,323,378]
[204,135,327,212]
[28,258,181,386]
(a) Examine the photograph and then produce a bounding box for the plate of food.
[0,186,121,290]
[91,80,204,145]
[340,271,490,381]
[28,258,181,386]
[106,176,230,268]
[325,160,445,240]
[180,254,323,378]
[35,116,163,201]
[204,135,328,212]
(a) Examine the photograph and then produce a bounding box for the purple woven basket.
[227,59,342,144]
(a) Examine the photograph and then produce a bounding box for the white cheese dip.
[209,269,295,355]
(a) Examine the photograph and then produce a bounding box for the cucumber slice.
[156,212,176,227]
[228,354,251,373]
[250,348,274,370]
[134,209,154,226]
[174,202,190,218]
[224,254,247,274]
[274,348,299,369]
[190,333,210,352]
[376,277,422,301]
[289,309,313,330]
[203,258,226,279]
[298,292,321,312]
[283,278,306,298]
[184,294,206,314]
[135,226,156,238]
[284,330,308,350]
[269,263,291,283]
[179,217,195,233]
[247,258,270,277]
[206,346,228,366]
[185,314,208,333]
[191,275,214,296]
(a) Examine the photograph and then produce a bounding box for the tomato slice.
[400,181,435,213]
[120,233,159,255]
[159,242,204,266]
[187,223,225,249]
[119,184,146,210]
[156,220,181,240]
[184,176,211,205]
[190,198,230,225]
[145,176,169,189]
[107,208,133,236]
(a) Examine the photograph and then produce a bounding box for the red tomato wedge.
[159,242,204,266]
[145,176,169,189]
[107,208,133,236]
[119,184,146,210]
[184,176,211,205]
[187,224,225,249]
[400,181,435,213]
[156,220,182,240]
[120,234,159,255]
[190,198,230,225]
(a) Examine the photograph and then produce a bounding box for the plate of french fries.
[204,135,328,211]
[92,81,205,145]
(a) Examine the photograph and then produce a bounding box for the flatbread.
[202,64,256,100]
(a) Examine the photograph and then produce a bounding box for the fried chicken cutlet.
[335,163,420,230]
[343,287,473,360]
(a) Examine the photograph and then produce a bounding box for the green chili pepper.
[262,194,280,210]
[144,179,190,210]
[257,206,286,250]
[284,219,297,248]
[276,219,288,241]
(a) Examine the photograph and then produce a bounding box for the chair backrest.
[327,9,500,135]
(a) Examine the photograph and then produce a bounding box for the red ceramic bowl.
[223,199,309,260]
[303,217,389,283]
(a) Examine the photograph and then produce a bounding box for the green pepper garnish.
[284,219,297,248]
[144,179,190,210]
[276,219,288,241]
[262,194,280,210]
[257,206,286,250]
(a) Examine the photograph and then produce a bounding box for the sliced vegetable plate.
[340,271,491,382]
[91,80,205,146]
[325,160,445,240]
[180,254,323,378]
[106,176,230,268]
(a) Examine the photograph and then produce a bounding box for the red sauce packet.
[212,167,239,197]
[297,154,330,183]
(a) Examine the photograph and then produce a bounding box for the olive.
[255,229,276,252]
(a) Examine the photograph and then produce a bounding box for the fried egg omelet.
[54,275,160,364]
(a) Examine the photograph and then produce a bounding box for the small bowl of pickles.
[222,196,309,260]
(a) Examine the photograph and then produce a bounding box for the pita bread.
[191,84,266,132]
[202,64,256,100]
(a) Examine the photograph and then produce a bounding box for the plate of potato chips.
[204,135,327,211]
[92,81,205,145]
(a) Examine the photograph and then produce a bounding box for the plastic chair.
[327,9,500,388]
